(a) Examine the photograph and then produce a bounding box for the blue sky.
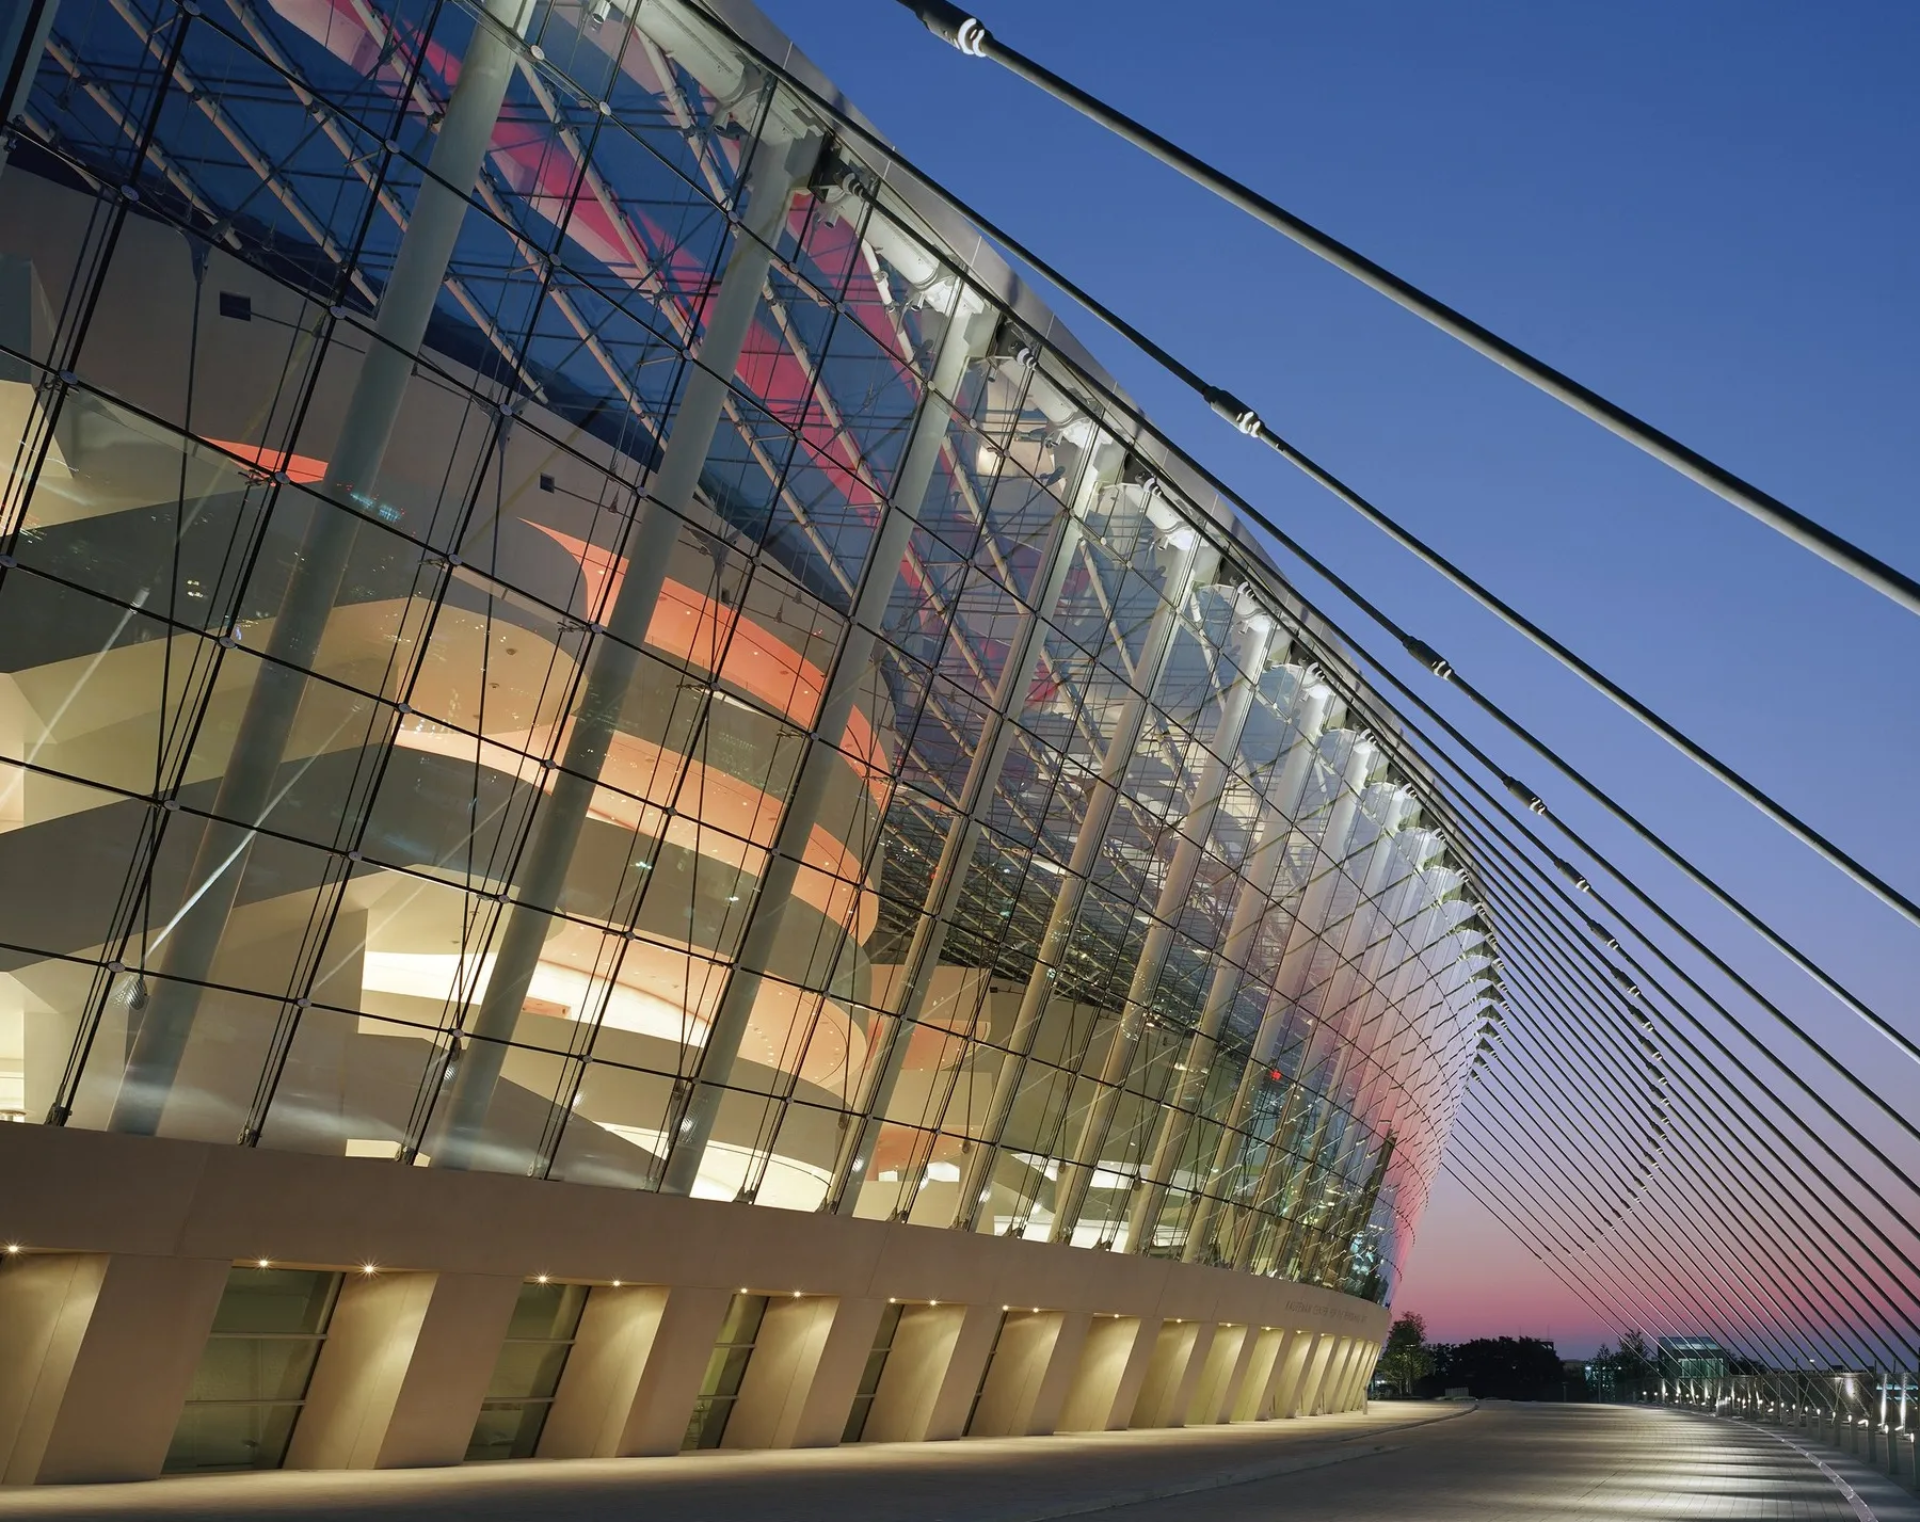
[756,0,1920,1352]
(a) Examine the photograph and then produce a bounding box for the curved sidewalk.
[5,1401,1917,1521]
[0,1404,1451,1521]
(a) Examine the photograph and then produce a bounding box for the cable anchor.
[1402,635,1453,681]
[907,2,991,56]
[1203,384,1264,437]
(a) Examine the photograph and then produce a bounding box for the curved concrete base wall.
[0,1126,1385,1485]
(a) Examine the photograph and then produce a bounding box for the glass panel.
[466,1402,552,1463]
[163,1402,302,1475]
[682,1292,767,1451]
[164,1266,340,1473]
[3,0,1494,1307]
[209,1267,338,1336]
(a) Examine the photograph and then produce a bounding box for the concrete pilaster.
[1280,1331,1326,1418]
[1227,1328,1277,1422]
[1132,1320,1217,1429]
[727,1295,885,1450]
[1186,1323,1253,1427]
[0,1252,228,1484]
[1315,1337,1353,1413]
[1304,1335,1350,1415]
[1331,1339,1368,1411]
[287,1269,520,1469]
[868,1302,1002,1443]
[1058,1315,1160,1433]
[1340,1344,1378,1410]
[967,1310,1091,1438]
[537,1282,732,1458]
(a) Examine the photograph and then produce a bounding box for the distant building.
[1658,1337,1730,1382]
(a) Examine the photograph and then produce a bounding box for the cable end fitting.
[1203,385,1264,438]
[1609,966,1644,1001]
[900,1,991,56]
[1553,855,1591,893]
[1503,774,1548,815]
[1402,635,1453,681]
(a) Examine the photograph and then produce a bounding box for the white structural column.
[1295,1333,1340,1417]
[657,291,993,1195]
[1333,884,1485,1210]
[1334,838,1450,1111]
[1049,604,1279,1243]
[1320,1339,1363,1413]
[954,507,1214,1230]
[823,439,1115,1213]
[1232,854,1462,1275]
[1124,677,1333,1252]
[1229,788,1415,1278]
[436,124,821,1167]
[1347,863,1472,1114]
[1180,732,1375,1262]
[1304,785,1418,1054]
[1236,859,1474,1274]
[111,0,537,1134]
[1343,1342,1380,1408]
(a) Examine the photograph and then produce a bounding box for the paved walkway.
[2,1403,1916,1521]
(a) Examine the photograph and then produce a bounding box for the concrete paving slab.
[2,1402,1915,1522]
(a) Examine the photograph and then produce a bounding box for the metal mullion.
[651,281,992,1195]
[220,0,545,394]
[1050,611,1278,1244]
[921,421,1108,771]
[1265,592,1920,1301]
[826,494,1097,1217]
[1177,734,1379,1256]
[469,173,649,412]
[1211,889,1476,1269]
[103,0,378,304]
[42,36,240,245]
[953,500,1207,1232]
[1269,853,1465,1194]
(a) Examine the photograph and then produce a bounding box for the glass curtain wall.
[0,0,1491,1302]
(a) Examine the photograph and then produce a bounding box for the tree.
[1589,1329,1657,1400]
[1377,1312,1433,1396]
[1422,1336,1565,1400]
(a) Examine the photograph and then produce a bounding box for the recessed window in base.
[164,1266,341,1473]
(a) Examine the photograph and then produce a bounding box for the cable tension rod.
[896,0,1920,622]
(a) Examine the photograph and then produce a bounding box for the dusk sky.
[759,0,1920,1355]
